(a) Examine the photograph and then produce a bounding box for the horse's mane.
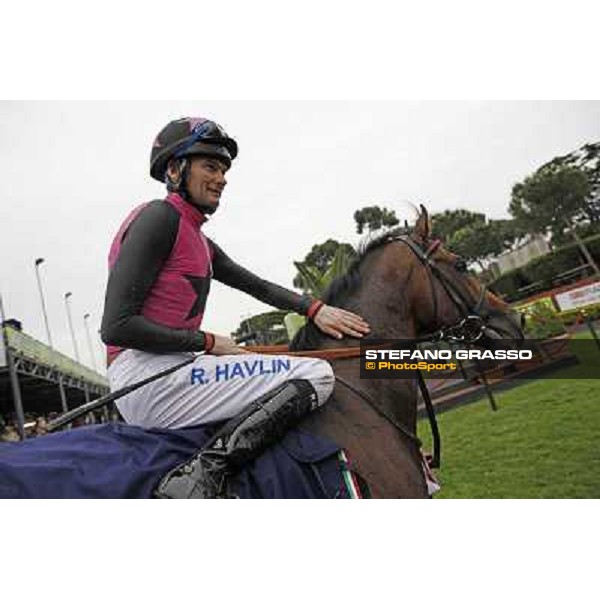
[290,227,405,350]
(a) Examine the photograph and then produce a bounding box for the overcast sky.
[1,101,599,372]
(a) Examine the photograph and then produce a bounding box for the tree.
[540,141,600,224]
[510,164,599,274]
[491,218,526,251]
[353,206,399,234]
[293,239,357,292]
[447,220,507,270]
[510,165,590,236]
[293,244,356,296]
[430,209,485,243]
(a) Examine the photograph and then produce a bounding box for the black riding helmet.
[150,117,238,183]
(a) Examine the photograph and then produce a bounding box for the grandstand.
[0,320,109,439]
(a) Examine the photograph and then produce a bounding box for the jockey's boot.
[154,379,319,499]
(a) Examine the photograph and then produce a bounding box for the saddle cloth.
[0,423,356,499]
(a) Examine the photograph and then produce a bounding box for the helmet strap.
[167,157,198,207]
[166,158,187,191]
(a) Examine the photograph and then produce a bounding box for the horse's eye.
[455,259,468,272]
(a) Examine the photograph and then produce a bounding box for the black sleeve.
[101,201,208,353]
[209,240,314,315]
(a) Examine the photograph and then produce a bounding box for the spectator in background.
[0,424,20,442]
[34,416,48,437]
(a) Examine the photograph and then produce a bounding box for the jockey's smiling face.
[185,156,229,214]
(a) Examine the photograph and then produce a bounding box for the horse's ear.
[414,204,431,240]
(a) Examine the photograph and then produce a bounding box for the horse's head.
[394,205,524,345]
[291,204,523,351]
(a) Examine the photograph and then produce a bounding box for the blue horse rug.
[0,423,361,499]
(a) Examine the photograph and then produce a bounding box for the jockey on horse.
[101,117,371,498]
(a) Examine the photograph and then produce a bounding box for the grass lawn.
[417,332,600,498]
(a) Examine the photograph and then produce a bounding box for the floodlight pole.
[64,292,81,362]
[83,313,98,371]
[34,258,53,348]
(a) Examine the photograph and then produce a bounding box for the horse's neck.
[338,266,419,411]
[343,254,417,340]
[315,259,419,425]
[299,259,428,497]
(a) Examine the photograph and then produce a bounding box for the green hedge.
[490,235,600,301]
[522,301,566,338]
[519,299,600,338]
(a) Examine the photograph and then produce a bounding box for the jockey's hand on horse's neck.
[313,305,371,340]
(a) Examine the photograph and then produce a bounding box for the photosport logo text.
[359,342,534,380]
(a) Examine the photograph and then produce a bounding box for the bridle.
[335,234,506,470]
[395,235,491,345]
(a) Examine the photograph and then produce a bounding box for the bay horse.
[289,206,524,498]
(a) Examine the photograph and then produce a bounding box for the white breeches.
[108,350,335,429]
